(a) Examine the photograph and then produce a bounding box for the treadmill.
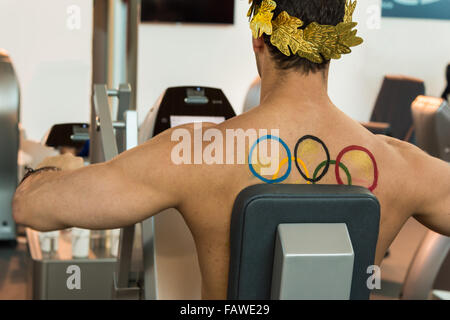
[138,86,236,299]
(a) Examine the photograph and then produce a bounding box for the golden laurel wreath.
[248,0,363,63]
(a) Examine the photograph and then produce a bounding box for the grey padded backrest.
[227,184,380,300]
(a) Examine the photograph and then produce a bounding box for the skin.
[13,37,450,300]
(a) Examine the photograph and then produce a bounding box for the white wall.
[137,0,257,123]
[0,0,93,141]
[329,0,450,121]
[137,0,450,123]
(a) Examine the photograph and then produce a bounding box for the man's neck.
[259,67,333,110]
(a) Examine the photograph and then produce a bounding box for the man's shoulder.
[374,134,449,206]
[375,135,422,162]
[376,134,410,150]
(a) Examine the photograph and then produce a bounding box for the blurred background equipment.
[0,50,19,241]
[366,75,425,143]
[442,64,450,101]
[412,96,450,162]
[242,77,261,114]
[137,86,236,300]
[43,123,90,157]
[400,96,450,300]
[26,84,138,300]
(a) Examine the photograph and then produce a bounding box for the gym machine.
[0,50,19,241]
[400,96,450,300]
[26,84,138,299]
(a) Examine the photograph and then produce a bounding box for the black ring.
[294,135,331,183]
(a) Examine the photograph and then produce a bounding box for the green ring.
[312,160,352,185]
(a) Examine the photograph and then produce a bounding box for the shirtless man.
[12,0,450,299]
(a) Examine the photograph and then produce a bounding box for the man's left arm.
[409,147,450,237]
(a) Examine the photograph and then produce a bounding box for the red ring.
[335,146,379,192]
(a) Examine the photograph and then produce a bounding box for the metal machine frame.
[93,83,141,299]
[26,84,138,299]
[401,231,450,300]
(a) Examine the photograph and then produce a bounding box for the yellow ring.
[272,157,312,184]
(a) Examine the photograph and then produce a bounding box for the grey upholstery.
[227,184,380,300]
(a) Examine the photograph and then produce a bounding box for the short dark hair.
[254,0,346,74]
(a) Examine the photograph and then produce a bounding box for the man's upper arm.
[96,126,188,227]
[407,144,450,236]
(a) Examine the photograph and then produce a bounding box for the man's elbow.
[12,191,27,227]
[12,191,38,230]
[12,190,66,232]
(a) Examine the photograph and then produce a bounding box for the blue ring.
[248,135,292,184]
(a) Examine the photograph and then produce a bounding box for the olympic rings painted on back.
[248,134,379,192]
[248,135,292,184]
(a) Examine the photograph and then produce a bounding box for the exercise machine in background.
[130,86,237,300]
[442,64,449,101]
[364,76,425,142]
[0,50,19,241]
[26,84,138,299]
[401,96,450,300]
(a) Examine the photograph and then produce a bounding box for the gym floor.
[0,219,445,300]
[0,236,27,300]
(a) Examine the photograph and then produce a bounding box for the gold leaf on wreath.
[303,20,363,61]
[336,22,364,48]
[250,0,277,38]
[247,0,254,18]
[271,11,322,63]
[344,0,357,24]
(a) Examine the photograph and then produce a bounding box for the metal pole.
[127,0,141,110]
